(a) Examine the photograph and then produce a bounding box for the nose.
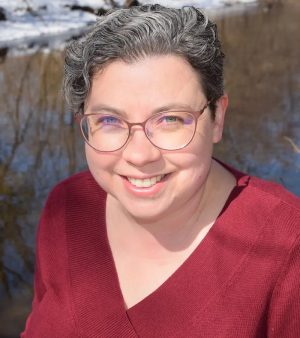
[122,127,162,167]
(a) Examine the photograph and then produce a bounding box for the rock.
[125,0,140,6]
[96,0,140,15]
[97,8,107,16]
[70,5,95,14]
[0,7,6,21]
[0,47,8,63]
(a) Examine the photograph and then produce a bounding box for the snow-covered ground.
[0,0,257,50]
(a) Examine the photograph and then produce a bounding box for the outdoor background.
[0,0,300,337]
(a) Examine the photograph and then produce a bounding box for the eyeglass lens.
[81,111,196,151]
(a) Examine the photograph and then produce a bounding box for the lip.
[121,174,169,180]
[121,173,171,197]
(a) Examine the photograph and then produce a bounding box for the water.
[0,2,299,336]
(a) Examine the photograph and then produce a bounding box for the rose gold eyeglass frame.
[74,101,210,152]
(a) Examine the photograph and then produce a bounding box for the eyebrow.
[88,104,128,117]
[152,103,195,113]
[87,102,196,117]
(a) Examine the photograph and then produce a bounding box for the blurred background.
[0,0,299,336]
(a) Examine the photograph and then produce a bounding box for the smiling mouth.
[125,174,168,188]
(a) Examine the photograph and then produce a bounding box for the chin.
[118,197,173,223]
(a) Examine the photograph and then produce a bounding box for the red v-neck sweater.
[22,166,300,338]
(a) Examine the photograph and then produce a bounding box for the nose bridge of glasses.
[127,120,149,136]
[123,121,161,158]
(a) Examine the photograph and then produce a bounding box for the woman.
[22,4,300,337]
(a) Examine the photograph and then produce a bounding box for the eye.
[97,115,122,125]
[163,116,178,123]
[156,113,185,126]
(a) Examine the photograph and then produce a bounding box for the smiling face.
[84,55,227,222]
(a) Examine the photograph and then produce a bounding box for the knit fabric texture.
[21,165,300,337]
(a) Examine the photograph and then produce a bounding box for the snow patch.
[0,0,257,49]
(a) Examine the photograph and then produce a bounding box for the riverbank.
[0,0,257,49]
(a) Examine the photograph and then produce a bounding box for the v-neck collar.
[65,165,251,337]
[126,167,250,312]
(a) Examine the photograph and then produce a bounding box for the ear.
[212,94,228,144]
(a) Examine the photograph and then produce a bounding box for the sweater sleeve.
[20,183,74,337]
[268,235,300,337]
[20,238,46,337]
[20,196,50,337]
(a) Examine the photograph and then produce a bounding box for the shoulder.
[247,176,300,222]
[37,171,107,250]
[249,175,300,212]
[222,158,300,225]
[46,170,106,203]
[40,171,106,226]
[225,172,300,288]
[240,175,300,241]
[221,158,300,246]
[217,158,300,217]
[50,170,101,193]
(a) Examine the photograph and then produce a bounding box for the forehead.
[85,55,205,116]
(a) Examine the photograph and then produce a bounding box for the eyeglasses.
[75,102,210,152]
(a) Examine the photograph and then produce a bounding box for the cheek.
[85,146,117,178]
[167,132,213,182]
[168,150,211,181]
[85,146,100,171]
[85,147,120,195]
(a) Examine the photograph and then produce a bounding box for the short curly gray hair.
[63,4,225,118]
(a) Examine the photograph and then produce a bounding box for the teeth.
[127,175,165,188]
